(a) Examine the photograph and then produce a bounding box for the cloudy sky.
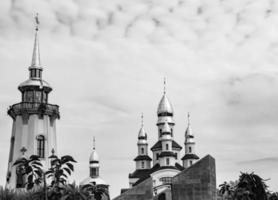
[1,0,278,197]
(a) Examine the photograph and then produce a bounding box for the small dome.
[157,95,174,115]
[89,150,99,163]
[18,79,52,90]
[80,176,107,186]
[138,127,147,139]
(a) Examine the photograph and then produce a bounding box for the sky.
[0,0,278,198]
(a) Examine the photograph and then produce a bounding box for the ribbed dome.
[89,149,99,162]
[157,94,174,115]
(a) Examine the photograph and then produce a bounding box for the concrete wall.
[113,178,153,200]
[172,155,216,200]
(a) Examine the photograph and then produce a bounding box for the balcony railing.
[8,102,60,120]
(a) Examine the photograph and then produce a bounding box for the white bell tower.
[6,14,60,189]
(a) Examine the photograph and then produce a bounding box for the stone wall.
[171,155,216,200]
[113,178,153,200]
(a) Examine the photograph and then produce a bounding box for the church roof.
[134,155,152,161]
[128,169,152,179]
[80,176,107,186]
[151,140,182,151]
[132,163,184,186]
[181,154,199,160]
[157,95,174,116]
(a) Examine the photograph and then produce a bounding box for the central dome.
[157,94,174,115]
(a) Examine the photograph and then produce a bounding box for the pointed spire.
[30,13,41,69]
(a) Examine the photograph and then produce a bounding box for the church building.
[128,83,199,195]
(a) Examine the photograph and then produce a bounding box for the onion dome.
[138,127,147,140]
[138,113,147,140]
[157,94,174,116]
[89,137,99,163]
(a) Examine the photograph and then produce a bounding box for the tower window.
[166,144,169,150]
[166,158,170,165]
[190,160,193,166]
[9,137,15,162]
[171,128,173,136]
[90,168,99,177]
[141,147,144,154]
[156,153,159,160]
[37,135,45,158]
[159,129,162,137]
[141,161,145,169]
[189,147,192,153]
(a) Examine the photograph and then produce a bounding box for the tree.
[45,155,76,200]
[233,172,267,200]
[13,155,43,190]
[61,183,87,200]
[219,181,234,200]
[82,182,110,200]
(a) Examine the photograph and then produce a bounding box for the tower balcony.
[8,102,60,120]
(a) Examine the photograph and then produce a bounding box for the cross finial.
[187,112,191,126]
[20,147,27,155]
[51,148,55,156]
[163,77,167,95]
[35,13,39,31]
[141,113,144,127]
[93,137,96,150]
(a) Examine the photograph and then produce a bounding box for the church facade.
[128,86,199,195]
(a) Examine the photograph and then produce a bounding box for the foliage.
[82,182,109,200]
[45,154,77,200]
[13,155,43,190]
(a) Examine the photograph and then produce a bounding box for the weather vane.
[35,13,39,31]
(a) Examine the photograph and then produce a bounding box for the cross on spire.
[35,13,39,31]
[141,113,144,127]
[187,112,191,126]
[93,137,96,150]
[20,147,27,155]
[163,77,167,95]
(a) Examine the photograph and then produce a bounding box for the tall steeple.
[129,113,152,187]
[80,138,110,198]
[181,113,199,168]
[151,79,182,167]
[6,14,60,189]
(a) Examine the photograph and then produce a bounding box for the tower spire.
[30,13,41,69]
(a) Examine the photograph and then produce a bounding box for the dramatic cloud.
[0,0,278,197]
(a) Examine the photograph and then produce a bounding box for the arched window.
[141,147,144,154]
[189,146,192,153]
[190,160,193,166]
[156,153,159,160]
[37,135,45,158]
[171,128,173,136]
[159,129,162,137]
[166,144,169,150]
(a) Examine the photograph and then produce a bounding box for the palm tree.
[219,181,233,200]
[61,183,87,200]
[82,182,110,200]
[13,155,43,190]
[233,172,268,200]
